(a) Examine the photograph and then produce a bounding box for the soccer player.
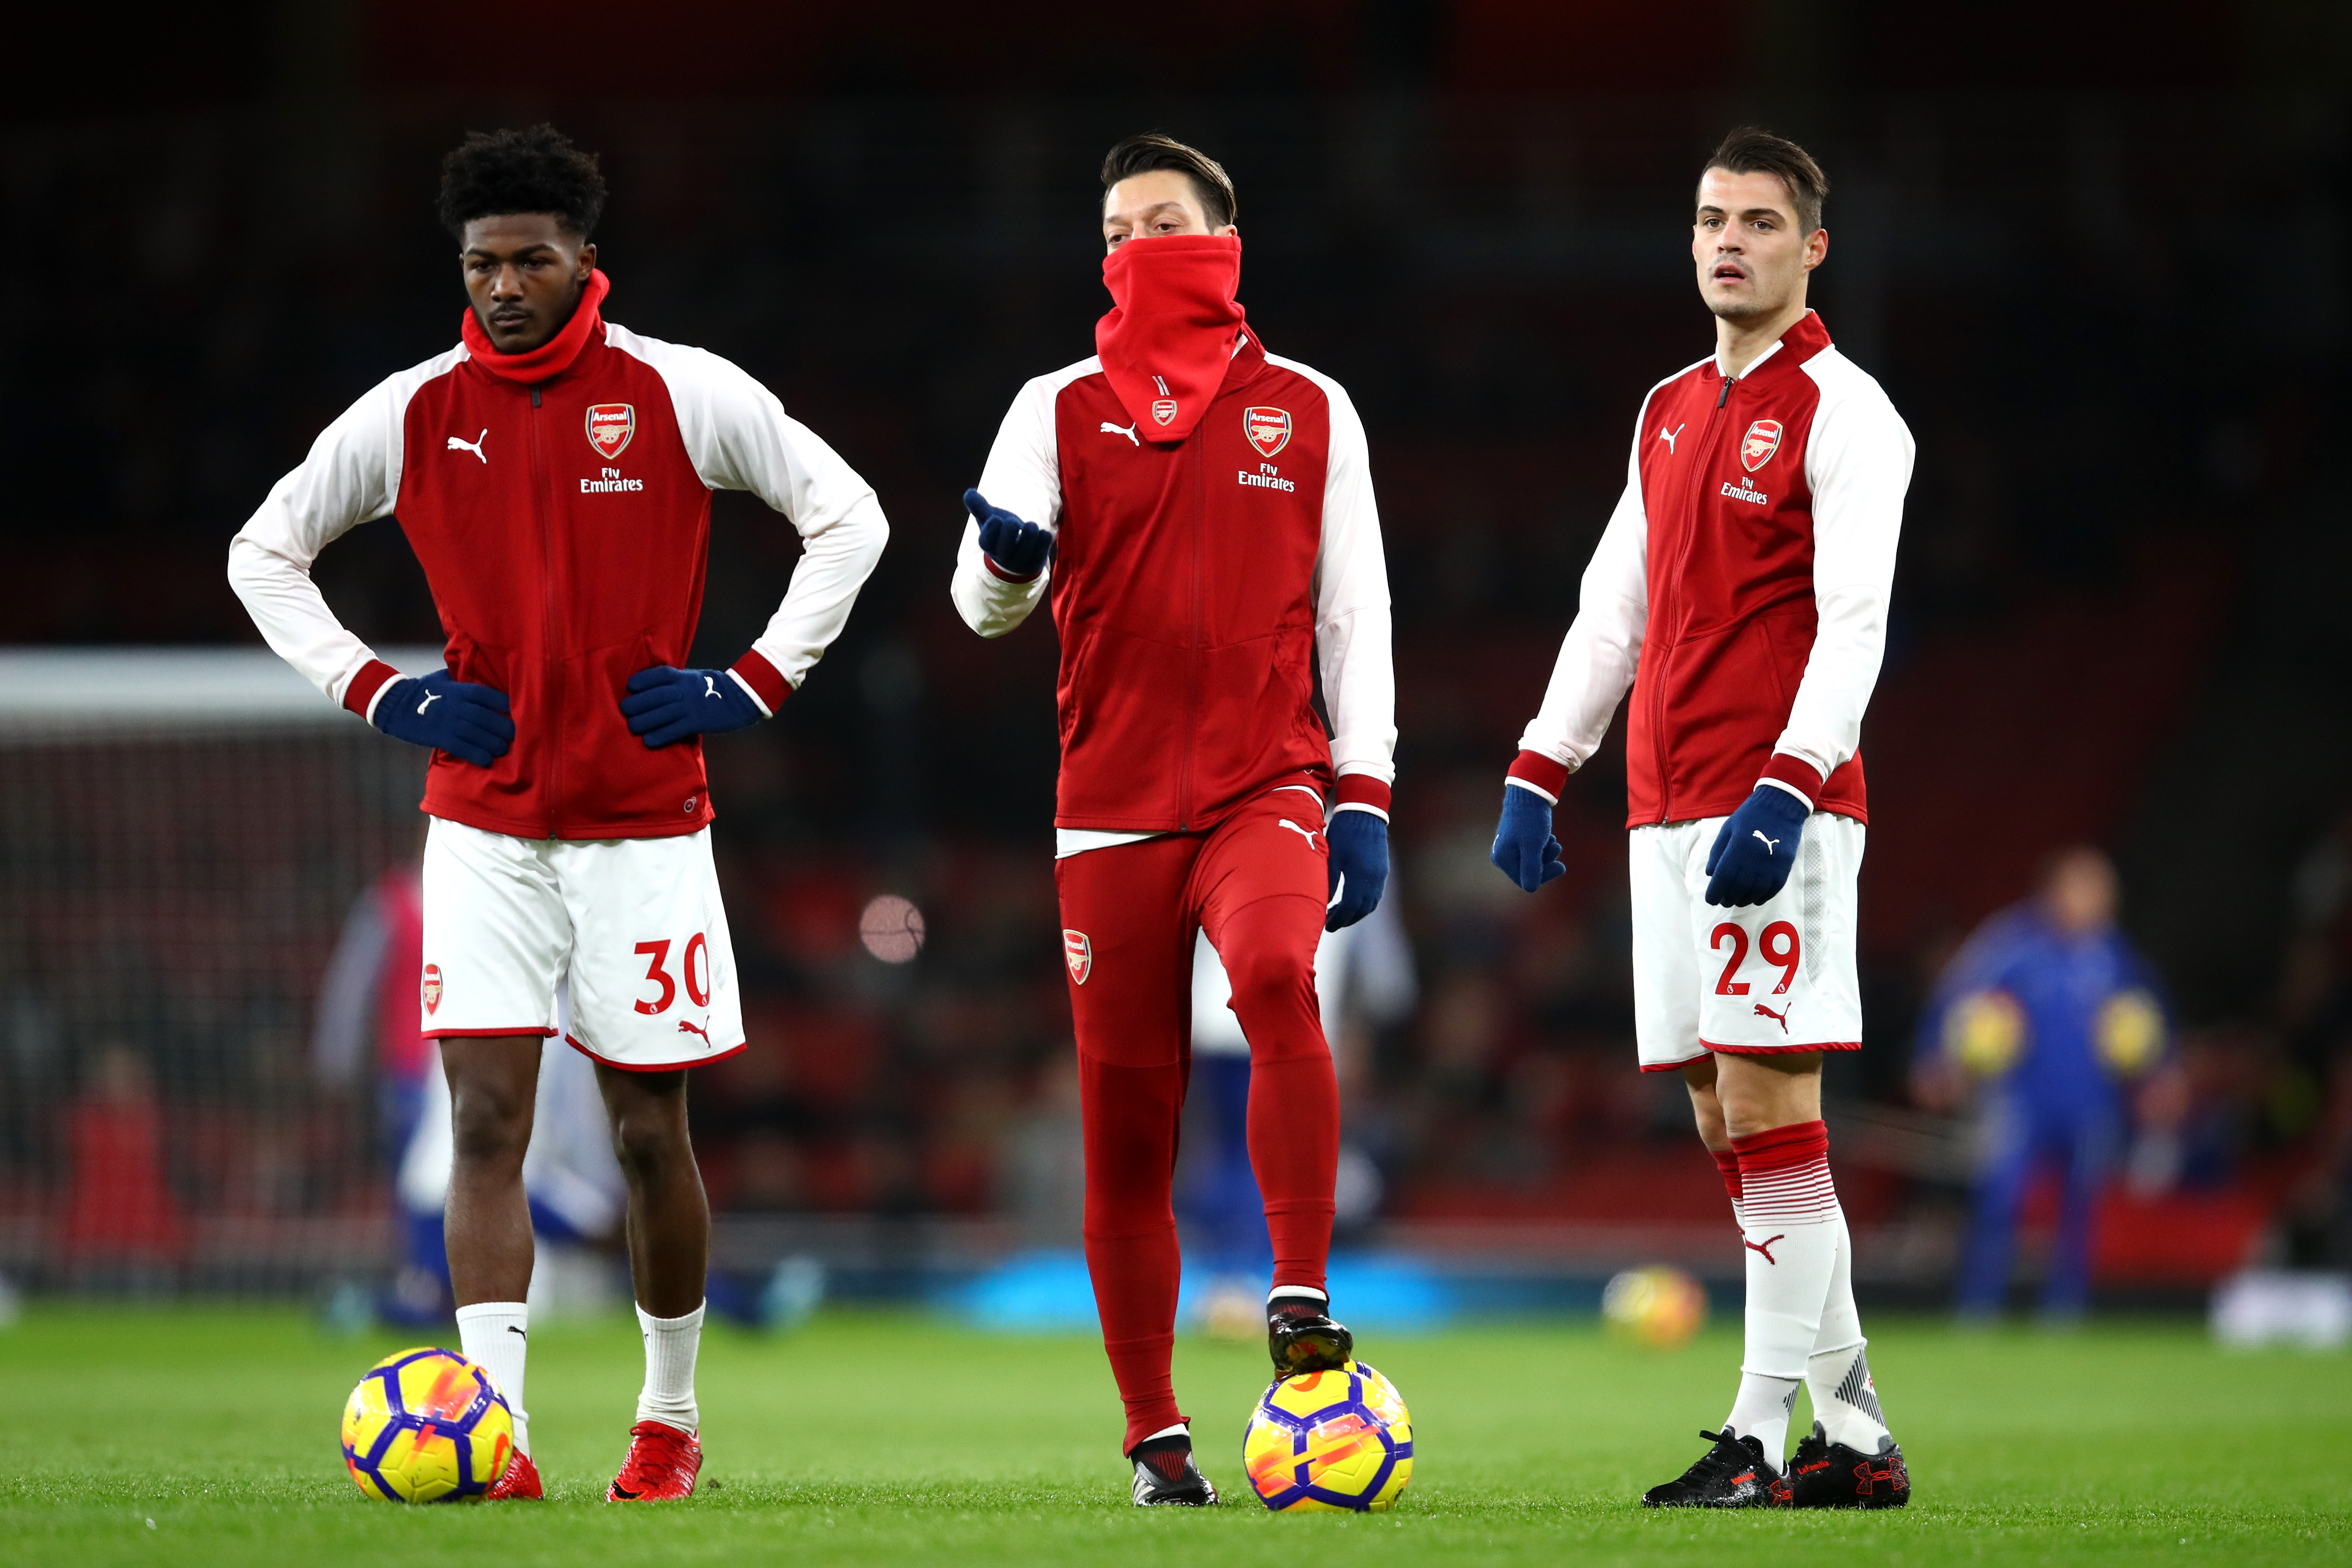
[951,133,1396,1505]
[228,125,888,1500]
[1490,128,1914,1509]
[1915,847,2170,1321]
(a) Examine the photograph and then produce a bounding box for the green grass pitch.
[0,1307,2343,1566]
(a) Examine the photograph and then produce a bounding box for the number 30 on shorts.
[634,934,711,1015]
[1712,921,1800,997]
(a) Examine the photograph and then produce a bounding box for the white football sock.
[1724,1371,1801,1466]
[1805,1213,1893,1453]
[456,1300,530,1456]
[635,1302,705,1435]
[1730,1122,1842,1464]
[1267,1284,1327,1305]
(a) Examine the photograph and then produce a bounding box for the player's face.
[1102,170,1238,254]
[460,214,598,353]
[2045,849,2119,934]
[1692,168,1826,324]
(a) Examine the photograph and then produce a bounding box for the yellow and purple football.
[340,1347,513,1502]
[1242,1360,1413,1512]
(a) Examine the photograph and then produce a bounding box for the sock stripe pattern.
[1712,1147,1744,1215]
[1833,1349,1886,1426]
[1732,1119,1837,1224]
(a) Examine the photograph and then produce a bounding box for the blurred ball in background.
[1602,1265,1708,1349]
[858,895,926,963]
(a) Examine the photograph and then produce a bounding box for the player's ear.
[576,241,598,280]
[1803,226,1827,271]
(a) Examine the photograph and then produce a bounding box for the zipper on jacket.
[1651,370,1736,824]
[1177,424,1201,833]
[527,382,559,834]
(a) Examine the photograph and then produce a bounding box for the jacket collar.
[1712,308,1831,382]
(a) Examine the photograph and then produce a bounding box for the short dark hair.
[1701,127,1828,234]
[438,124,608,241]
[1100,133,1237,229]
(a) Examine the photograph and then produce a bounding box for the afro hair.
[438,124,607,240]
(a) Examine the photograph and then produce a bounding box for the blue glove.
[1490,784,1565,892]
[621,665,764,749]
[371,668,513,768]
[1324,810,1389,931]
[964,488,1053,578]
[1703,785,1811,907]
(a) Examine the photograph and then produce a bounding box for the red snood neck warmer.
[462,268,610,384]
[1094,236,1245,442]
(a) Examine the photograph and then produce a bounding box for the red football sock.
[1077,1053,1187,1450]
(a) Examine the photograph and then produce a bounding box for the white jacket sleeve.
[1311,377,1397,805]
[646,335,889,706]
[1773,363,1913,789]
[225,355,451,716]
[952,371,1066,638]
[1511,421,1651,799]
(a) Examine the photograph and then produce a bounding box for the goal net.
[0,647,438,1296]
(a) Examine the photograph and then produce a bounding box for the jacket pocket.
[1660,616,1791,801]
[557,633,707,828]
[1056,623,1099,746]
[1191,627,1314,811]
[1056,622,1189,824]
[430,631,537,812]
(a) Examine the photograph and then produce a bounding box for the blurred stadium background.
[3,0,2350,1338]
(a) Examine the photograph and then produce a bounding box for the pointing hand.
[965,489,1053,579]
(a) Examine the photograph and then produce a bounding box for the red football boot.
[486,1449,543,1500]
[607,1420,702,1501]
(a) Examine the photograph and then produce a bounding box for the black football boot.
[1268,1291,1354,1377]
[1786,1421,1911,1509]
[1640,1430,1794,1508]
[1130,1434,1218,1506]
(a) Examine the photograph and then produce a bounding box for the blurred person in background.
[1491,129,1913,1509]
[57,1045,185,1289]
[1913,846,2170,1321]
[313,865,444,1321]
[1185,886,1417,1331]
[316,876,627,1324]
[226,125,889,1501]
[951,133,1395,1504]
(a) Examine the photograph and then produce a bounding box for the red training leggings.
[1054,785,1342,1451]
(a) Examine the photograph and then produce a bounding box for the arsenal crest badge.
[1151,398,1178,426]
[1062,930,1093,985]
[1244,406,1292,458]
[585,402,635,459]
[421,963,443,1015]
[1741,419,1783,473]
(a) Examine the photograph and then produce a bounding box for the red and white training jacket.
[1509,311,1911,827]
[951,331,1394,853]
[228,317,886,841]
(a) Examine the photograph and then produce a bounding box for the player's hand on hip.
[1490,784,1565,892]
[620,665,764,749]
[1324,809,1389,931]
[1703,785,1811,907]
[371,668,513,768]
[964,488,1053,579]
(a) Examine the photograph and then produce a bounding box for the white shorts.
[1628,810,1865,1073]
[420,819,746,1071]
